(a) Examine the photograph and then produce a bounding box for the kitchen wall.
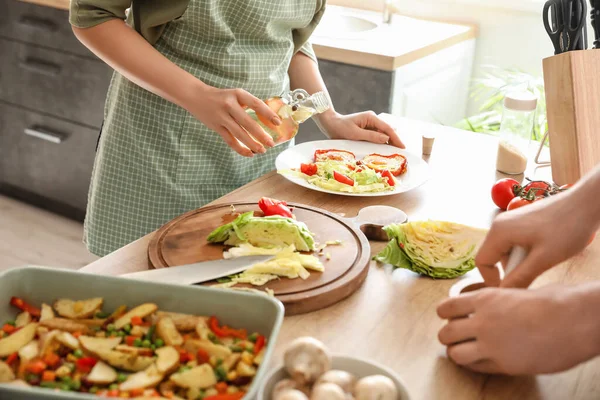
[329,0,556,115]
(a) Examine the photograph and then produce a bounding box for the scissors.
[544,0,588,54]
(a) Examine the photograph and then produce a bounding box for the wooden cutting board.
[147,202,372,315]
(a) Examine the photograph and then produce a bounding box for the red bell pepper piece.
[313,149,356,162]
[333,171,354,186]
[258,197,293,218]
[42,352,61,368]
[26,360,48,374]
[5,352,18,365]
[254,335,266,354]
[125,335,137,346]
[10,297,41,318]
[197,349,210,364]
[130,316,144,326]
[76,357,98,373]
[208,316,247,339]
[363,153,407,176]
[300,163,318,176]
[380,170,396,186]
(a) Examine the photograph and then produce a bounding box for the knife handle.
[592,0,600,48]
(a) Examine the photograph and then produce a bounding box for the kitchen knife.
[592,0,600,48]
[120,255,274,285]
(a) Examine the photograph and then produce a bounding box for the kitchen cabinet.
[0,0,112,220]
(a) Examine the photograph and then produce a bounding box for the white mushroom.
[283,337,331,385]
[277,389,309,400]
[311,382,346,400]
[354,375,398,400]
[272,379,310,398]
[316,370,357,393]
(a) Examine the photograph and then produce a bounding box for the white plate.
[276,140,430,197]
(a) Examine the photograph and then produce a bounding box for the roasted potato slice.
[54,298,103,319]
[195,320,210,340]
[39,330,61,357]
[40,318,88,333]
[18,340,39,362]
[114,303,157,330]
[183,339,231,360]
[236,360,257,377]
[169,364,216,389]
[15,312,31,328]
[155,346,179,375]
[0,360,15,382]
[99,350,155,372]
[130,325,150,337]
[115,345,154,356]
[56,331,79,350]
[0,322,38,357]
[223,353,241,372]
[119,364,163,391]
[157,317,183,347]
[78,319,106,328]
[40,304,55,322]
[155,311,206,332]
[87,360,118,385]
[79,335,122,357]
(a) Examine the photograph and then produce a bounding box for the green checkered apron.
[84,0,320,256]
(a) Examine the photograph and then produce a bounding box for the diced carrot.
[42,352,61,368]
[125,336,137,346]
[197,349,210,364]
[26,360,47,374]
[72,331,83,339]
[6,352,18,365]
[129,388,144,396]
[215,382,228,393]
[42,370,56,382]
[107,389,120,397]
[130,316,143,326]
[2,324,16,334]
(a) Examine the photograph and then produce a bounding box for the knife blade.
[120,255,274,285]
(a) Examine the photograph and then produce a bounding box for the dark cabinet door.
[0,102,98,212]
[0,38,112,128]
[0,0,94,58]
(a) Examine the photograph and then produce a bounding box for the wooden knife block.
[543,50,600,185]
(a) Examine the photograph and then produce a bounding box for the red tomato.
[380,170,396,186]
[258,197,293,218]
[333,171,354,186]
[523,181,551,196]
[300,163,318,176]
[491,179,521,210]
[506,196,540,211]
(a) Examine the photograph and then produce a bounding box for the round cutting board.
[148,203,371,315]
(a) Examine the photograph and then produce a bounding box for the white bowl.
[257,354,411,400]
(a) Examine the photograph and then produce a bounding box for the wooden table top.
[81,115,600,399]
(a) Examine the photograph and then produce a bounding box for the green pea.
[150,344,156,350]
[73,349,83,358]
[248,333,258,343]
[123,324,132,333]
[106,324,116,332]
[89,386,99,394]
[117,331,126,337]
[142,339,151,348]
[214,366,227,381]
[133,338,142,347]
[154,338,164,347]
[117,373,128,383]
[109,383,119,390]
[232,338,240,344]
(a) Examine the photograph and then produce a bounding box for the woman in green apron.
[70,0,404,256]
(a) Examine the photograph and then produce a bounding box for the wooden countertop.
[79,115,600,399]
[21,0,477,71]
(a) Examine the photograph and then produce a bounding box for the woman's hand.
[437,284,600,375]
[316,111,405,149]
[476,190,598,288]
[187,86,283,157]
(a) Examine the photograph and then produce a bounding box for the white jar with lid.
[496,92,538,175]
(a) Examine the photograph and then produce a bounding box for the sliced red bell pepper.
[363,153,407,176]
[333,171,354,186]
[300,163,318,176]
[10,297,41,318]
[380,170,396,186]
[314,149,356,162]
[208,316,247,339]
[253,335,266,354]
[258,197,293,218]
[5,352,18,365]
[76,357,98,373]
